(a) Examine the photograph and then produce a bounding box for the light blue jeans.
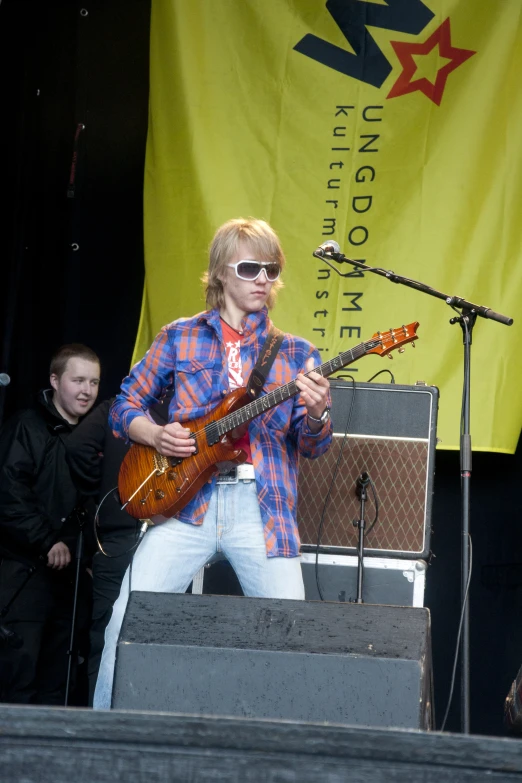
[93,479,304,709]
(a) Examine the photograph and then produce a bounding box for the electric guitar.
[118,322,419,522]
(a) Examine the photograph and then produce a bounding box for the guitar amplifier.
[298,381,439,560]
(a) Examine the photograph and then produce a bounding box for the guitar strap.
[246,325,284,400]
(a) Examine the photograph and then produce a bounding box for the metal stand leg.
[353,471,370,604]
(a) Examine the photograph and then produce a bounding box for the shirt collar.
[199,307,270,338]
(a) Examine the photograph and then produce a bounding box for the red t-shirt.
[221,319,252,463]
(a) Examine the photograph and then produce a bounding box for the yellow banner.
[140,0,522,453]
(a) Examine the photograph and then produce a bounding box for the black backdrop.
[0,0,148,414]
[1,0,521,736]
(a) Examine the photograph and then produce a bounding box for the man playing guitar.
[94,217,332,709]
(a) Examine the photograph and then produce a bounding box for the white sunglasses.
[227,260,281,282]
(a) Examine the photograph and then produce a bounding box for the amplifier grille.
[298,435,430,555]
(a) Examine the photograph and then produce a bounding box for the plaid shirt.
[110,307,332,557]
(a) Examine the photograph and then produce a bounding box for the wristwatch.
[307,407,331,427]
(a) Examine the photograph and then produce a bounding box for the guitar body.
[118,387,250,522]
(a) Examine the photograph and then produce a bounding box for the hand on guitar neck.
[296,357,330,432]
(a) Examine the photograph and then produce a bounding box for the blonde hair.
[203,218,285,311]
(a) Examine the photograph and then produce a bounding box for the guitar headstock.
[367,322,419,357]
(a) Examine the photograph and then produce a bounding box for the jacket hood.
[37,389,75,432]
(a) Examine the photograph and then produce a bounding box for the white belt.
[216,464,255,483]
[236,463,255,480]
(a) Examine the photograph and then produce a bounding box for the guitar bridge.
[153,453,169,475]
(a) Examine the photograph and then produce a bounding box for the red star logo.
[387,18,475,106]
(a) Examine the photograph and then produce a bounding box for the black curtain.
[0,0,149,418]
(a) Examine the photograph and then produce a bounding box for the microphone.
[314,240,341,257]
[0,373,10,387]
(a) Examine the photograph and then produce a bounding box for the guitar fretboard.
[204,337,379,445]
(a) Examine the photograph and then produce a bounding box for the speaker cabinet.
[113,592,432,729]
[298,381,438,559]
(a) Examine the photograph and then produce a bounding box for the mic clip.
[355,471,370,499]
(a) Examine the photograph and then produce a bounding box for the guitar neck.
[209,337,377,440]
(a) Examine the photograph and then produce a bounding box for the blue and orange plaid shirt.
[110,307,332,557]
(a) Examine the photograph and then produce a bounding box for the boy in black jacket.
[0,344,100,703]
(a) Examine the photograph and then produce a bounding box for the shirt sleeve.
[109,326,176,440]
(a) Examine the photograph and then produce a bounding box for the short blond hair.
[203,218,285,311]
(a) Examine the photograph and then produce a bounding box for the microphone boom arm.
[312,248,513,326]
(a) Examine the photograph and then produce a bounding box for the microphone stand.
[314,244,513,733]
[353,472,371,604]
[65,507,87,706]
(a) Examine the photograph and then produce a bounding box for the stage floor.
[1,705,521,782]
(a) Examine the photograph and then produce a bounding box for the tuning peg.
[387,354,394,360]
[411,342,416,348]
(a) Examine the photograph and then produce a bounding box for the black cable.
[451,304,470,438]
[129,546,134,601]
[94,487,147,558]
[452,306,469,436]
[439,534,473,732]
[93,487,150,616]
[332,369,395,384]
[365,368,395,384]
[365,475,380,536]
[313,377,357,601]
